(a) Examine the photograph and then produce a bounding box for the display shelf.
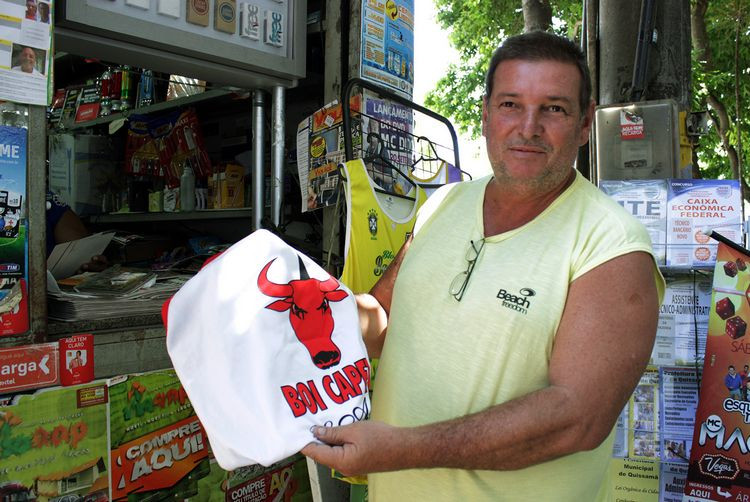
[89,208,255,224]
[50,88,234,132]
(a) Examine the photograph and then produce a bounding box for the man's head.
[729,365,736,374]
[485,31,591,114]
[17,47,36,73]
[481,31,595,194]
[26,0,36,18]
[76,350,82,357]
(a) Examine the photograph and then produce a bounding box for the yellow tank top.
[339,159,427,293]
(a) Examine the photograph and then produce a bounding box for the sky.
[412,5,492,178]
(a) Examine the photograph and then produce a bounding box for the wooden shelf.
[89,208,255,224]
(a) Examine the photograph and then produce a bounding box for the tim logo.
[367,209,378,238]
[497,287,536,315]
[258,256,349,369]
[699,453,739,480]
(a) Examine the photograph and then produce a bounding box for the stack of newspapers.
[47,266,191,322]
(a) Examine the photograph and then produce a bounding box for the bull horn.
[319,274,341,292]
[257,259,293,298]
[298,256,310,280]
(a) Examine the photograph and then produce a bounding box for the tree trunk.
[522,0,553,32]
[691,0,742,183]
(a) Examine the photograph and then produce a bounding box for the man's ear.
[481,96,489,137]
[578,100,596,146]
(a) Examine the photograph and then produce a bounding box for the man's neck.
[482,169,576,236]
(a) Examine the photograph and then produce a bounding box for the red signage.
[59,333,94,386]
[0,342,59,394]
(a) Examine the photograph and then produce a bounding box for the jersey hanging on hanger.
[409,160,463,198]
[340,159,427,293]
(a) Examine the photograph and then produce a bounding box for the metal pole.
[271,86,285,227]
[252,90,266,231]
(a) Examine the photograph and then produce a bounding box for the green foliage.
[426,0,582,138]
[691,1,749,182]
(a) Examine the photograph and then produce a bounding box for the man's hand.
[301,421,406,477]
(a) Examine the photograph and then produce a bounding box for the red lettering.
[354,358,371,392]
[308,380,328,411]
[342,365,363,395]
[297,381,323,414]
[323,375,345,404]
[281,385,306,417]
[333,371,357,401]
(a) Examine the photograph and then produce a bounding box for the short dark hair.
[484,31,592,114]
[729,365,736,370]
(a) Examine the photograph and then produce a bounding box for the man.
[68,350,84,371]
[25,0,36,20]
[726,365,742,399]
[741,364,749,399]
[12,47,42,75]
[303,31,664,500]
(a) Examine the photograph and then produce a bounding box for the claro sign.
[0,343,59,394]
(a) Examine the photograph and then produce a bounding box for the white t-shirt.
[165,230,371,469]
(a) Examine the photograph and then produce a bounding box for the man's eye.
[546,105,566,113]
[499,101,516,108]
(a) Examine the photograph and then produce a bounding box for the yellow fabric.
[340,159,427,293]
[369,171,665,501]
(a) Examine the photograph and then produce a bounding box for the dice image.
[738,258,747,271]
[726,316,747,339]
[724,261,739,277]
[716,297,736,320]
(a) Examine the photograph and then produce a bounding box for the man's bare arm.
[304,251,660,474]
[355,233,413,358]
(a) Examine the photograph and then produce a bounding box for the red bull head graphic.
[258,257,349,369]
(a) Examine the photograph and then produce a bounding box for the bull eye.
[319,298,329,312]
[291,304,307,319]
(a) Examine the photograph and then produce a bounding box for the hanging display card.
[360,0,414,98]
[684,241,750,501]
[0,124,29,335]
[0,0,53,105]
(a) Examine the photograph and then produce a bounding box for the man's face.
[19,48,36,73]
[26,1,36,17]
[730,367,737,376]
[481,59,594,194]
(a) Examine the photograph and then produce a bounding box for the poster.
[360,0,414,98]
[108,370,211,501]
[0,342,59,394]
[660,366,699,464]
[0,124,28,335]
[296,97,362,212]
[684,241,750,501]
[629,366,660,460]
[0,0,53,105]
[0,382,110,501]
[223,455,312,502]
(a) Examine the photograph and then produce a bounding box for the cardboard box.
[220,163,245,208]
[666,179,743,268]
[600,179,667,265]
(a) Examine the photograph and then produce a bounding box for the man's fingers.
[311,425,345,445]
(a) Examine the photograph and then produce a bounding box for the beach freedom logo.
[496,287,536,315]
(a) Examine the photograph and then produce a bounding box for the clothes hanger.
[362,132,418,200]
[410,135,443,171]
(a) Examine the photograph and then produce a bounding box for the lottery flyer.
[108,369,210,501]
[0,382,110,501]
[684,241,750,501]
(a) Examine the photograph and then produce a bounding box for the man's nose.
[517,109,544,138]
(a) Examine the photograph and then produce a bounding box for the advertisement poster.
[0,342,58,394]
[0,124,29,335]
[0,0,53,105]
[296,97,362,212]
[660,366,700,464]
[108,370,211,501]
[223,455,312,502]
[684,242,750,501]
[629,366,660,460]
[360,0,414,98]
[0,382,110,501]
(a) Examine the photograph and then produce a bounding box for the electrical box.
[594,100,686,183]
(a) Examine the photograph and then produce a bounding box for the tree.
[690,0,748,186]
[425,0,748,188]
[425,0,581,138]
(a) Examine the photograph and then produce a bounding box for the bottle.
[120,65,133,111]
[180,162,196,212]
